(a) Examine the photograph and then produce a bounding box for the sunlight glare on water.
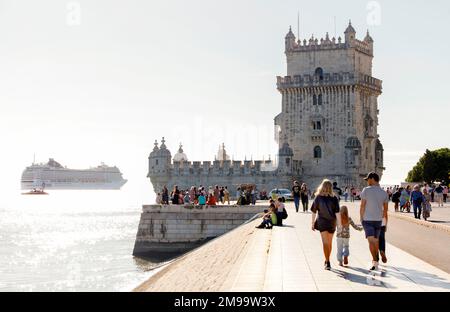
[0,187,160,291]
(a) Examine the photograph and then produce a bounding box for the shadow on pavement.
[335,267,394,289]
[392,267,450,290]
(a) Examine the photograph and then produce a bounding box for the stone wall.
[133,204,265,257]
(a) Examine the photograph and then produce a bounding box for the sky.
[0,0,449,197]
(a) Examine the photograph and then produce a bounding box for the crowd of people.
[388,183,447,220]
[156,185,231,206]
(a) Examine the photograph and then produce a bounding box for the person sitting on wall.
[207,194,217,205]
[155,193,162,205]
[255,204,278,229]
[183,191,190,204]
[198,192,206,205]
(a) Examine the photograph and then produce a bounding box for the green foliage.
[406,148,450,185]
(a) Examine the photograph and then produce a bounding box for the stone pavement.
[135,202,450,292]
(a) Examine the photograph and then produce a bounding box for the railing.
[276,72,382,91]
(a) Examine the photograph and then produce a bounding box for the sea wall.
[133,204,264,257]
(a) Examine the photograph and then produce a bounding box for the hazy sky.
[1,0,449,196]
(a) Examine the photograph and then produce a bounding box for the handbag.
[282,208,288,219]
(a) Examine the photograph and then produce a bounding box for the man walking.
[360,172,389,271]
[292,181,301,213]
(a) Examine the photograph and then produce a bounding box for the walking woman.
[422,187,432,221]
[311,179,342,270]
[300,183,309,213]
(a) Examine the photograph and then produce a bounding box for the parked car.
[269,188,294,201]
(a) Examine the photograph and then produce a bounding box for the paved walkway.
[135,202,450,292]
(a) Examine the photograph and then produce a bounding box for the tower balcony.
[276,72,382,93]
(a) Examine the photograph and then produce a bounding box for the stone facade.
[133,204,263,257]
[275,22,384,188]
[148,21,384,193]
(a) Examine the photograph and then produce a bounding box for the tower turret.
[344,20,356,45]
[277,140,294,174]
[285,26,296,52]
[364,30,374,53]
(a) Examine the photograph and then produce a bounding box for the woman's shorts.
[315,218,336,234]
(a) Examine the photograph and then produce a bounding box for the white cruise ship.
[21,158,127,190]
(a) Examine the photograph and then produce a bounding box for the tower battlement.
[285,21,374,56]
[277,72,382,93]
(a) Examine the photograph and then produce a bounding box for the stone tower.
[275,21,384,189]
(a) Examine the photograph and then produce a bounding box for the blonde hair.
[314,179,335,197]
[340,206,349,226]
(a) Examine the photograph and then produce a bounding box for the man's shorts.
[362,221,382,239]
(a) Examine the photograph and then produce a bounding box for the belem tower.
[148,21,384,194]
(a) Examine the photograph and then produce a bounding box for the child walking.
[336,206,363,266]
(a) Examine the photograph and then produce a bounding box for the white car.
[269,188,294,201]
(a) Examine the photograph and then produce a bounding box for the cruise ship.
[21,158,127,190]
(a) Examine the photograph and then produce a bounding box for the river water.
[0,187,160,291]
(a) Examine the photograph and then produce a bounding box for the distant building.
[148,21,384,193]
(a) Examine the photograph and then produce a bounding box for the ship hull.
[21,180,127,190]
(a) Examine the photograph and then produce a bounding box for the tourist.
[219,187,225,204]
[179,190,184,204]
[360,172,389,271]
[311,179,341,270]
[350,186,356,202]
[336,206,362,266]
[443,185,448,203]
[251,188,257,205]
[343,187,349,202]
[198,192,206,205]
[207,194,217,205]
[410,185,424,219]
[183,191,190,204]
[333,182,343,200]
[276,197,286,226]
[162,186,169,204]
[214,185,220,203]
[400,186,411,212]
[422,187,432,221]
[155,192,162,204]
[224,186,230,205]
[171,185,180,205]
[435,183,444,207]
[301,183,309,213]
[255,204,277,229]
[236,187,241,201]
[392,188,401,212]
[189,186,196,203]
[292,181,301,212]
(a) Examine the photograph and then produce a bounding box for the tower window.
[314,146,322,159]
[315,68,324,81]
[318,94,323,105]
[312,121,322,130]
[313,94,317,105]
[156,159,159,165]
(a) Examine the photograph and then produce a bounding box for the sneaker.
[370,261,379,271]
[325,261,331,270]
[380,252,387,264]
[338,261,343,266]
[343,256,348,265]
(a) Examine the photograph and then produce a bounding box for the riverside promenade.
[135,201,450,292]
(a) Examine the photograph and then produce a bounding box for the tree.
[406,148,450,185]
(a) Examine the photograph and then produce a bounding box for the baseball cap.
[364,172,380,182]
